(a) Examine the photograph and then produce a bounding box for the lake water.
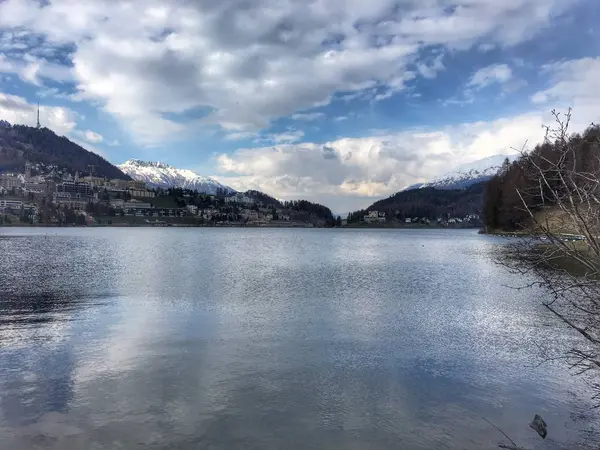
[0,228,595,449]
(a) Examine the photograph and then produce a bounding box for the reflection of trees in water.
[0,291,86,326]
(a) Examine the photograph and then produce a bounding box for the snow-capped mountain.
[404,154,518,191]
[118,159,235,194]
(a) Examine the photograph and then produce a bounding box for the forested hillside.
[0,122,129,179]
[483,124,600,232]
[245,190,283,207]
[282,200,334,220]
[349,182,486,222]
[244,191,334,220]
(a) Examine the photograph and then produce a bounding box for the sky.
[0,0,599,212]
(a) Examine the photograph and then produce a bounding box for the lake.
[0,228,595,449]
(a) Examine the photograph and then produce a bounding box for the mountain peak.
[118,160,235,194]
[123,159,172,169]
[404,154,518,191]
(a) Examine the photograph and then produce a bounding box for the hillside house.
[0,199,23,211]
[241,209,259,221]
[225,193,254,205]
[129,188,155,198]
[364,210,386,223]
[0,173,21,190]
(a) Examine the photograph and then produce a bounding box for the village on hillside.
[0,163,336,227]
[348,209,481,227]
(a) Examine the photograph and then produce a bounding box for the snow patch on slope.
[405,154,518,191]
[118,159,235,194]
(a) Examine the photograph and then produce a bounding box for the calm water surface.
[0,228,595,449]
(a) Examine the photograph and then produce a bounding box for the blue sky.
[0,0,599,211]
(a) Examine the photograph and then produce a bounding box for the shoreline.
[1,223,483,230]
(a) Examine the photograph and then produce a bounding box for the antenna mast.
[36,102,41,129]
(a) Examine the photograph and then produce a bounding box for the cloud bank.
[0,0,578,144]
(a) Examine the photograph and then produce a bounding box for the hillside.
[118,159,234,194]
[0,122,129,179]
[244,190,283,207]
[483,124,600,232]
[349,182,485,223]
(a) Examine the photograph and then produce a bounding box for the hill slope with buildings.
[348,182,485,226]
[0,121,129,180]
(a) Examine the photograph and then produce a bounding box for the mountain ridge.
[404,154,518,191]
[0,121,129,179]
[118,159,235,194]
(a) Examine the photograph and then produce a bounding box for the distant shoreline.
[1,222,483,230]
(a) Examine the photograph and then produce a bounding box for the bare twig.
[494,109,600,404]
[483,416,518,447]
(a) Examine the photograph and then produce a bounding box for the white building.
[241,209,259,221]
[123,201,152,209]
[225,193,254,205]
[201,208,215,220]
[129,188,155,198]
[23,182,48,194]
[364,210,386,223]
[0,173,21,190]
[0,199,23,210]
[186,205,199,215]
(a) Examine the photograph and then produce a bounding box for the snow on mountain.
[118,159,235,194]
[404,154,518,191]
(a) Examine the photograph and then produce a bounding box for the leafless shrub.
[502,109,600,402]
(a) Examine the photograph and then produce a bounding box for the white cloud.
[216,55,600,211]
[0,92,77,134]
[291,112,326,121]
[478,43,496,52]
[530,58,600,127]
[215,113,546,211]
[81,129,103,143]
[417,53,445,79]
[0,0,577,144]
[467,64,513,89]
[264,129,305,144]
[224,131,258,141]
[0,91,108,160]
[0,53,72,86]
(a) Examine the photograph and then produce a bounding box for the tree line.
[483,122,600,232]
[348,183,486,223]
[281,199,334,220]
